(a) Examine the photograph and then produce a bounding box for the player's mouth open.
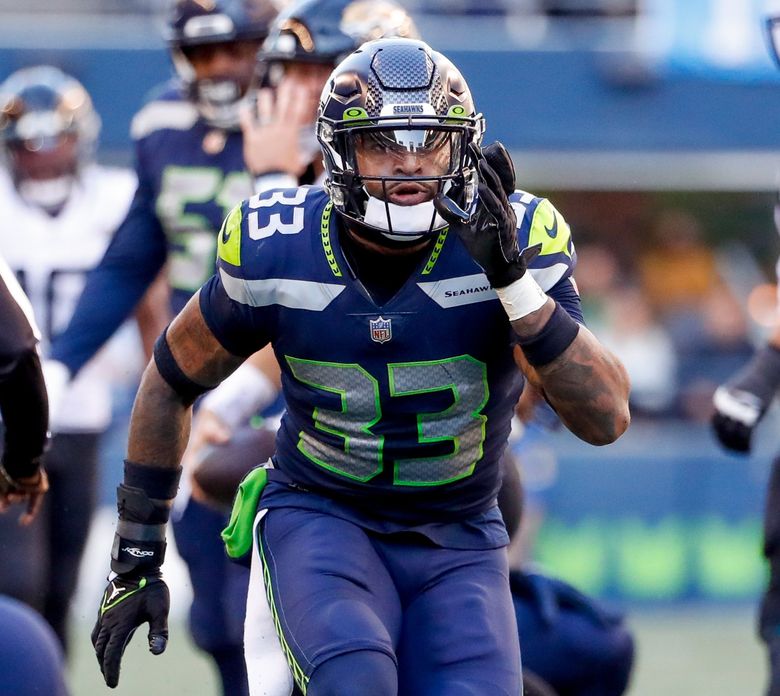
[386,183,434,206]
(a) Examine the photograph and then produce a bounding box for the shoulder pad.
[511,191,575,291]
[217,202,245,268]
[131,96,198,140]
[216,186,325,271]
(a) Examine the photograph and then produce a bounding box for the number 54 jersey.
[200,186,581,527]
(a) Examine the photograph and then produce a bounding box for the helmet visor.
[350,126,466,186]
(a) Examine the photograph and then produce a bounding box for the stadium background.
[2,0,779,693]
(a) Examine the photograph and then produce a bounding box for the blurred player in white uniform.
[0,65,154,654]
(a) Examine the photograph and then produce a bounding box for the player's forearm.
[0,349,48,478]
[126,364,191,468]
[519,322,630,446]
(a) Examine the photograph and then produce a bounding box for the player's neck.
[340,227,432,305]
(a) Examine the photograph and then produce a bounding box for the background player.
[711,14,780,696]
[0,65,152,654]
[46,1,279,693]
[91,38,629,694]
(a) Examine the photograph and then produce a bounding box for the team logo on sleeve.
[369,316,392,344]
[218,204,243,267]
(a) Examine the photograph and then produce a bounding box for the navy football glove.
[91,573,169,688]
[712,344,780,453]
[434,141,540,288]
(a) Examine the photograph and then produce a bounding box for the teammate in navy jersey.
[92,38,630,695]
[45,1,278,693]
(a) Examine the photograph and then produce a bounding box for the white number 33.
[248,188,309,240]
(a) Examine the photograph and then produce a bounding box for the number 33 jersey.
[201,186,581,524]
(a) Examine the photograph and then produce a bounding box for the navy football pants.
[259,506,522,696]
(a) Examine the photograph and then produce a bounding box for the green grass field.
[66,605,766,695]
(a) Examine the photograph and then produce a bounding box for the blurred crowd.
[575,204,769,422]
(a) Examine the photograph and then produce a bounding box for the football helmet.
[165,0,279,129]
[768,13,780,68]
[262,0,419,67]
[317,38,484,242]
[0,65,100,214]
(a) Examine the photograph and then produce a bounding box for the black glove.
[91,573,170,688]
[712,344,780,453]
[434,141,541,288]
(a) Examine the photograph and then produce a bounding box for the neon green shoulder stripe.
[217,203,244,267]
[321,201,342,278]
[527,198,572,259]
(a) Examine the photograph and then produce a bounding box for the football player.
[46,2,278,692]
[91,38,630,695]
[711,14,780,696]
[0,255,65,696]
[0,65,150,654]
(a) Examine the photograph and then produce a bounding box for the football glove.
[434,141,540,288]
[711,344,780,453]
[91,573,169,688]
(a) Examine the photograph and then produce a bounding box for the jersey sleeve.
[49,172,167,376]
[511,191,576,293]
[0,264,48,477]
[199,200,273,357]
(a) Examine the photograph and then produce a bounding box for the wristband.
[111,462,181,575]
[253,172,298,194]
[495,273,548,321]
[199,361,278,431]
[517,303,580,367]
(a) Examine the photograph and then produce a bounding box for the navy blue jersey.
[201,186,579,524]
[51,81,253,375]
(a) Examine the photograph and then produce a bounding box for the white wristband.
[253,172,298,194]
[199,361,278,431]
[494,273,548,321]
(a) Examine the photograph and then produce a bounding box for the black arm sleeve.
[0,273,48,478]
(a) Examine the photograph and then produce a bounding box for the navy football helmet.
[262,0,419,68]
[768,13,780,68]
[165,0,279,129]
[0,65,100,214]
[317,38,484,242]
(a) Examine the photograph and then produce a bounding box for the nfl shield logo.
[369,316,392,344]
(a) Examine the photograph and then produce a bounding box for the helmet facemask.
[317,39,484,244]
[175,40,262,130]
[320,117,480,242]
[165,0,278,129]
